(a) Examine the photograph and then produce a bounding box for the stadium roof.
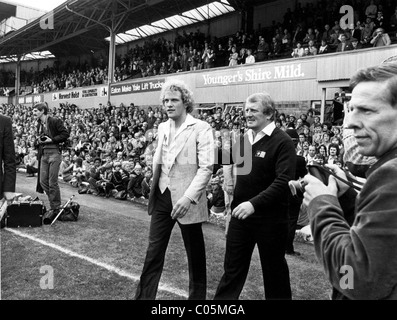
[106,1,235,45]
[0,0,241,63]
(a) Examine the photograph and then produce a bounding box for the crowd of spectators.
[1,97,346,223]
[2,0,396,96]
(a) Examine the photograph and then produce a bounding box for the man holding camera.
[370,28,391,47]
[33,103,69,215]
[302,62,397,299]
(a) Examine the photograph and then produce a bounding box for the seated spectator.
[350,37,363,50]
[318,39,331,54]
[24,148,38,177]
[291,42,305,58]
[207,175,225,216]
[141,168,153,199]
[326,143,342,165]
[336,34,353,52]
[87,157,104,196]
[228,46,238,66]
[59,153,74,183]
[268,37,282,59]
[110,162,127,192]
[255,36,270,62]
[305,144,317,164]
[71,157,86,188]
[370,28,391,47]
[97,163,114,198]
[307,40,318,55]
[237,47,247,65]
[127,163,144,199]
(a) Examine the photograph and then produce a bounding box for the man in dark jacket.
[0,114,16,203]
[303,62,397,299]
[33,103,69,214]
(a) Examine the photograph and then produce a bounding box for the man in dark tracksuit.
[214,92,296,300]
[33,103,69,214]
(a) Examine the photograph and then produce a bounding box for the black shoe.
[286,250,301,256]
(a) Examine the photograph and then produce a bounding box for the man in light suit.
[0,114,16,204]
[135,80,214,300]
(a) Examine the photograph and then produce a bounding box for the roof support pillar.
[15,55,21,105]
[320,87,326,123]
[107,0,117,104]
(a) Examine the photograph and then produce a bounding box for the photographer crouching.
[301,62,397,299]
[33,103,70,218]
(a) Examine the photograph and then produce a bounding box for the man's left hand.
[171,196,191,220]
[232,201,255,220]
[302,174,338,208]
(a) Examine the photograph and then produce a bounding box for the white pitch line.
[5,228,188,298]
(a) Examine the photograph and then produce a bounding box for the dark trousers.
[40,149,62,210]
[214,217,291,300]
[286,196,303,252]
[27,165,38,175]
[135,187,207,300]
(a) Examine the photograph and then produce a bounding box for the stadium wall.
[13,45,397,115]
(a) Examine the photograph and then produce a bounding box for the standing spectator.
[362,17,375,45]
[214,92,296,300]
[365,0,378,20]
[285,129,307,256]
[0,114,16,203]
[281,28,292,52]
[214,44,227,68]
[135,80,214,300]
[33,103,70,214]
[390,7,397,34]
[245,49,255,64]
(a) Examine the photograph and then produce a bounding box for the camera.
[288,161,331,198]
[39,134,47,142]
[39,134,50,142]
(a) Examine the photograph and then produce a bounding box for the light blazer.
[148,114,214,224]
[0,114,16,199]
